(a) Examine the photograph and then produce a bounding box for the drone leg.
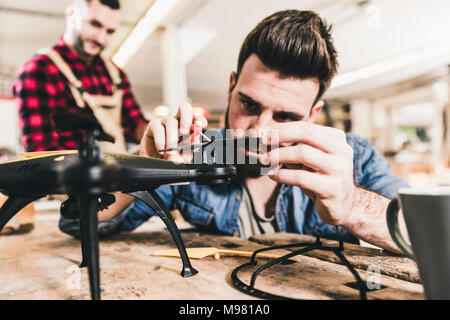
[79,216,89,268]
[127,190,198,278]
[0,196,41,232]
[63,194,116,268]
[77,194,101,300]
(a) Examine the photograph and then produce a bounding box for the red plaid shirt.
[13,37,147,152]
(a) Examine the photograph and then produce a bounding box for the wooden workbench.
[0,213,424,300]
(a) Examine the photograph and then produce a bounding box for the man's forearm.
[98,192,135,222]
[340,186,404,254]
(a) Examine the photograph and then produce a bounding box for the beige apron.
[39,48,127,153]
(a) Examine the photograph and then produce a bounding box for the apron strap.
[39,48,86,108]
[38,48,127,153]
[102,56,122,90]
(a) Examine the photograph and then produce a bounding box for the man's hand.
[261,121,406,253]
[97,103,208,223]
[140,103,208,162]
[262,121,356,227]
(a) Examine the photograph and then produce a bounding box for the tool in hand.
[158,124,211,153]
[191,124,211,142]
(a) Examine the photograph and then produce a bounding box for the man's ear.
[227,71,236,106]
[307,100,324,123]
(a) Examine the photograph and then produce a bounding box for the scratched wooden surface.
[250,233,421,283]
[0,214,424,300]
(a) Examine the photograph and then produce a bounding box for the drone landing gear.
[53,115,199,299]
[0,196,42,232]
[127,190,198,278]
[77,194,101,299]
[73,189,197,300]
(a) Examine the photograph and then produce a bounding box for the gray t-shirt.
[238,185,277,239]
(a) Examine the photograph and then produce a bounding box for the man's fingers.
[265,122,349,155]
[265,144,337,174]
[141,103,209,160]
[268,168,334,198]
[176,103,208,135]
[145,120,166,155]
[192,107,208,129]
[162,117,179,150]
[176,103,193,135]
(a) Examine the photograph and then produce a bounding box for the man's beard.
[73,32,104,58]
[235,162,265,178]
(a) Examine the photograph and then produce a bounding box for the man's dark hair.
[85,0,120,10]
[236,10,338,103]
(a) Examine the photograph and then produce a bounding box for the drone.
[0,111,239,300]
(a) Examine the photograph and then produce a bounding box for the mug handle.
[386,198,415,259]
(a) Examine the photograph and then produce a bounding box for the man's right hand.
[139,103,208,163]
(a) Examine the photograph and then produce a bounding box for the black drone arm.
[0,196,43,233]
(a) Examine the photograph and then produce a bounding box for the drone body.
[0,150,235,197]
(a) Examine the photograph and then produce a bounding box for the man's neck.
[244,174,280,218]
[244,174,280,193]
[244,174,273,183]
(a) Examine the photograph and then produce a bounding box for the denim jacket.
[59,132,408,243]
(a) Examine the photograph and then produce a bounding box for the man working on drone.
[13,0,147,153]
[60,10,407,254]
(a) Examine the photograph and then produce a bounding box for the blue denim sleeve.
[349,133,408,199]
[116,184,176,232]
[58,203,133,238]
[58,184,176,238]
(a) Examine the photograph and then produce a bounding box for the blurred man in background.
[13,0,147,153]
[9,0,147,234]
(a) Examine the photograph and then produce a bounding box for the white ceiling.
[0,0,152,64]
[1,0,450,111]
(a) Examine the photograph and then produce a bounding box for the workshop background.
[1,0,450,188]
[0,0,449,300]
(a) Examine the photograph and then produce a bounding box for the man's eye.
[274,113,293,122]
[90,21,102,28]
[242,100,259,114]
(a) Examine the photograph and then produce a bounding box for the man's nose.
[94,30,108,47]
[249,111,272,137]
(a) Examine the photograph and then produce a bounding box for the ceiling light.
[331,42,450,89]
[113,0,182,67]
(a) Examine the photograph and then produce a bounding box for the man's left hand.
[262,121,357,227]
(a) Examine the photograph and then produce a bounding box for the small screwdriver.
[190,123,211,142]
[158,124,211,153]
